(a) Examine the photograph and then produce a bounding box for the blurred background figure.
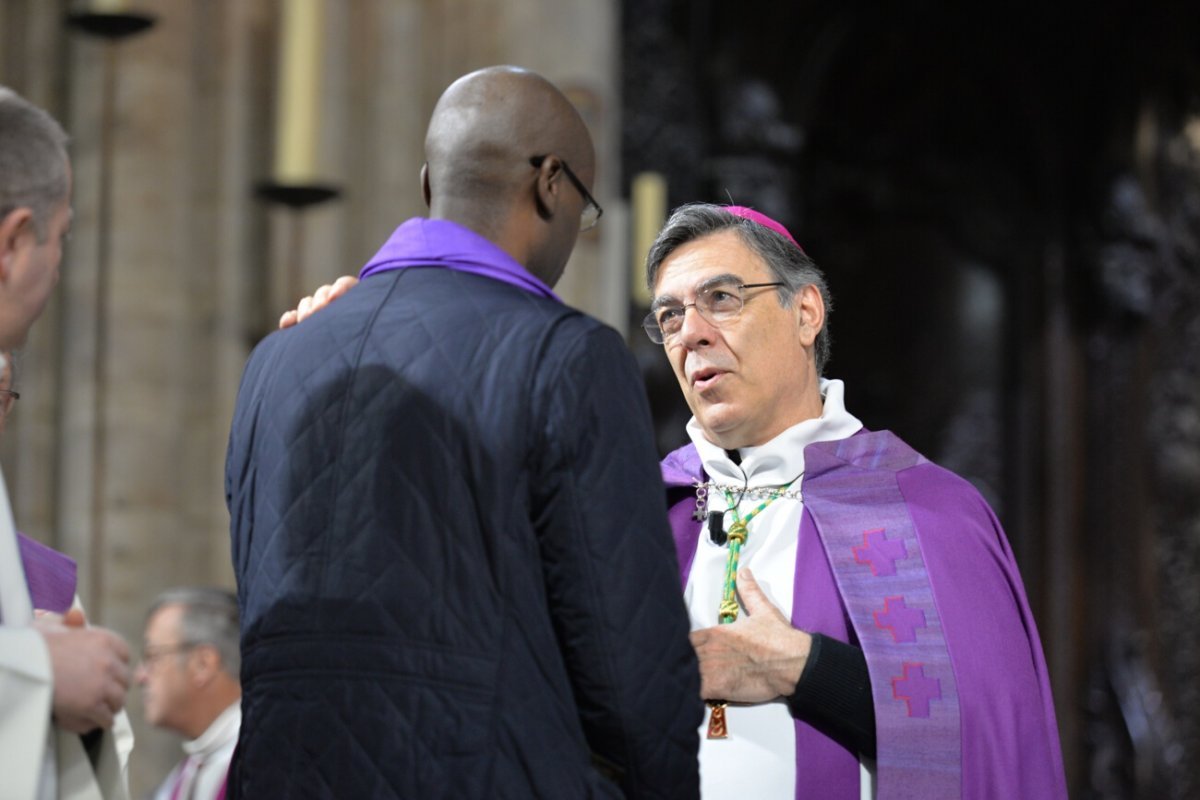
[136,588,240,800]
[0,348,18,436]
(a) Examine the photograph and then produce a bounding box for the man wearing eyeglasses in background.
[225,65,700,799]
[136,589,240,800]
[647,203,1068,799]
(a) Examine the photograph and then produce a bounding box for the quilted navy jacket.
[225,267,701,799]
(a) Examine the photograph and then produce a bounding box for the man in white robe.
[0,85,132,800]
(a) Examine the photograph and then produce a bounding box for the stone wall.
[1,1,620,794]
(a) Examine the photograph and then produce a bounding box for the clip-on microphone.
[709,448,743,545]
[708,511,727,546]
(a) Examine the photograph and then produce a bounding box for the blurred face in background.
[0,349,15,435]
[135,604,195,733]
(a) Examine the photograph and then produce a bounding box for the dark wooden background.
[622,3,1200,796]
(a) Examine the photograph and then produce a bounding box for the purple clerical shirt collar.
[358,217,561,302]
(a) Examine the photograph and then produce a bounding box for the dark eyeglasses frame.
[0,389,18,416]
[140,641,202,666]
[642,281,785,344]
[529,155,603,231]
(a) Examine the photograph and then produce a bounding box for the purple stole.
[666,430,962,800]
[16,532,77,613]
[802,433,960,798]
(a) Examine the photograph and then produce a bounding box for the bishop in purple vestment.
[645,203,1067,799]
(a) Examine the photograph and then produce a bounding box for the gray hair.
[0,87,69,242]
[148,587,241,678]
[645,203,834,375]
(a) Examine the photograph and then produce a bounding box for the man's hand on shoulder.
[279,275,359,329]
[35,608,131,734]
[689,567,811,703]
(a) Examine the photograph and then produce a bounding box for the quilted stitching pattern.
[227,269,701,798]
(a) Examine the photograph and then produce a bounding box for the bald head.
[423,66,596,286]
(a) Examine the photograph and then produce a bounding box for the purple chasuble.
[16,532,77,613]
[662,430,1067,800]
[359,217,562,302]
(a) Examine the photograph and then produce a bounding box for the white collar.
[182,700,241,759]
[687,378,863,488]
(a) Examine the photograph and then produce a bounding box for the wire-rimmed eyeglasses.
[642,280,784,344]
[139,642,201,667]
[529,155,603,231]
